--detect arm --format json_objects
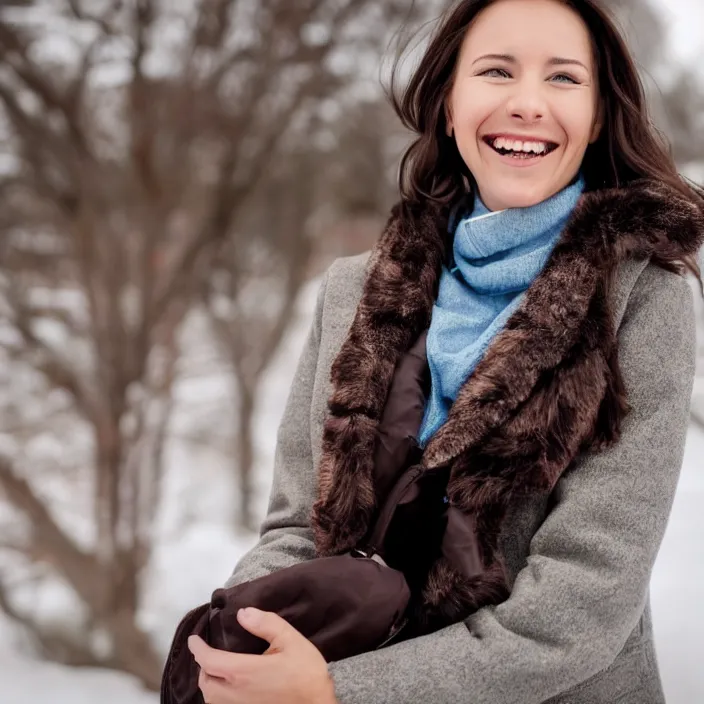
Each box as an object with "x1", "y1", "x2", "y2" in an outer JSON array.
[
  {"x1": 224, "y1": 273, "x2": 328, "y2": 588},
  {"x1": 328, "y1": 265, "x2": 697, "y2": 704}
]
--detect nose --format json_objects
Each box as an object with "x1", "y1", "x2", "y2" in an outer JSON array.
[{"x1": 505, "y1": 81, "x2": 547, "y2": 123}]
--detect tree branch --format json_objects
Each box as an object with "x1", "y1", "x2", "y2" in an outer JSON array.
[
  {"x1": 66, "y1": 0, "x2": 122, "y2": 34},
  {"x1": 0, "y1": 456, "x2": 108, "y2": 614},
  {"x1": 66, "y1": 1, "x2": 122, "y2": 117},
  {"x1": 4, "y1": 285, "x2": 97, "y2": 420},
  {"x1": 0, "y1": 19, "x2": 93, "y2": 160}
]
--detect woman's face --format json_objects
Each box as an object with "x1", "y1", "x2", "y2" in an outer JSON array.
[{"x1": 445, "y1": 0, "x2": 602, "y2": 211}]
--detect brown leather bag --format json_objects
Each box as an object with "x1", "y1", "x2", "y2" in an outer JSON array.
[{"x1": 160, "y1": 463, "x2": 426, "y2": 704}]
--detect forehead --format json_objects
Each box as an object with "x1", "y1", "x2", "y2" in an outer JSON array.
[{"x1": 460, "y1": 0, "x2": 594, "y2": 64}]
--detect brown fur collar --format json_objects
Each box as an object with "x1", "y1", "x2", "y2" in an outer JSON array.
[{"x1": 311, "y1": 181, "x2": 703, "y2": 625}]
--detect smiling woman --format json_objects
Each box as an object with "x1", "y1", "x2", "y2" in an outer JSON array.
[{"x1": 166, "y1": 2, "x2": 704, "y2": 704}]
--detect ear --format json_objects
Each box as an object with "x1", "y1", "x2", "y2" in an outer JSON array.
[{"x1": 589, "y1": 99, "x2": 604, "y2": 144}]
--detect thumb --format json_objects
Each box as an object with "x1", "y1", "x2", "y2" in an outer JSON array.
[{"x1": 237, "y1": 607, "x2": 300, "y2": 650}]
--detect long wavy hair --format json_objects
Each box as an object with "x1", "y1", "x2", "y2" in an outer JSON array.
[{"x1": 388, "y1": 0, "x2": 703, "y2": 281}]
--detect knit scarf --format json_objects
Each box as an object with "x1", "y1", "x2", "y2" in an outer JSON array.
[{"x1": 418, "y1": 175, "x2": 586, "y2": 447}]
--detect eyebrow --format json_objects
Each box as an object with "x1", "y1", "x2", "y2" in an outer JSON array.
[{"x1": 471, "y1": 53, "x2": 590, "y2": 72}]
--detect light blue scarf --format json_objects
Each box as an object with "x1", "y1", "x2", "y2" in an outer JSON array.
[{"x1": 417, "y1": 176, "x2": 585, "y2": 447}]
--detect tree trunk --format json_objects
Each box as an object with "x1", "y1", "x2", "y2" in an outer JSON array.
[
  {"x1": 235, "y1": 383, "x2": 257, "y2": 532},
  {"x1": 107, "y1": 609, "x2": 163, "y2": 691}
]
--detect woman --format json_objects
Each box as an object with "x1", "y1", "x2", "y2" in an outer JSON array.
[{"x1": 187, "y1": 0, "x2": 703, "y2": 702}]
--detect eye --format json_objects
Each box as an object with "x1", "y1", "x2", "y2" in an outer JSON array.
[
  {"x1": 550, "y1": 73, "x2": 580, "y2": 84},
  {"x1": 480, "y1": 68, "x2": 511, "y2": 79}
]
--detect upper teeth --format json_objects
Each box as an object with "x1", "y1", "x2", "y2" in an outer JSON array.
[{"x1": 491, "y1": 138, "x2": 550, "y2": 154}]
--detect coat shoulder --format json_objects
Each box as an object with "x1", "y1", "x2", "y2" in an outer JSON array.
[
  {"x1": 615, "y1": 261, "x2": 697, "y2": 405},
  {"x1": 630, "y1": 260, "x2": 695, "y2": 304},
  {"x1": 323, "y1": 251, "x2": 372, "y2": 310},
  {"x1": 612, "y1": 259, "x2": 695, "y2": 333},
  {"x1": 620, "y1": 261, "x2": 696, "y2": 331},
  {"x1": 313, "y1": 251, "x2": 374, "y2": 386}
]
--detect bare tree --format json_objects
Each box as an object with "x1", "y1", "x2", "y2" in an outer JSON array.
[
  {"x1": 0, "y1": 0, "x2": 425, "y2": 687},
  {"x1": 196, "y1": 1, "x2": 430, "y2": 530},
  {"x1": 202, "y1": 93, "x2": 412, "y2": 528},
  {"x1": 202, "y1": 154, "x2": 316, "y2": 531}
]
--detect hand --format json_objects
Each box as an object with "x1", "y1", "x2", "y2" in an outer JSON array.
[{"x1": 187, "y1": 607, "x2": 338, "y2": 704}]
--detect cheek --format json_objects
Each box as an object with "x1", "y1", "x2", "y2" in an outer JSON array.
[
  {"x1": 557, "y1": 98, "x2": 598, "y2": 148},
  {"x1": 451, "y1": 85, "x2": 503, "y2": 139}
]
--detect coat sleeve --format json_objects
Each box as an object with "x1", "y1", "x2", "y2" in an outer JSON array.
[
  {"x1": 223, "y1": 273, "x2": 328, "y2": 588},
  {"x1": 328, "y1": 264, "x2": 697, "y2": 704}
]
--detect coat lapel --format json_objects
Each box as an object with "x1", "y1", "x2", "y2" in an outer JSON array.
[{"x1": 312, "y1": 181, "x2": 704, "y2": 557}]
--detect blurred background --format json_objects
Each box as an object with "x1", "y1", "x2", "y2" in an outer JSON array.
[{"x1": 0, "y1": 1, "x2": 701, "y2": 702}]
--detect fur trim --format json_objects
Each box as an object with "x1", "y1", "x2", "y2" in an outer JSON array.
[
  {"x1": 312, "y1": 203, "x2": 447, "y2": 556},
  {"x1": 418, "y1": 557, "x2": 509, "y2": 634},
  {"x1": 311, "y1": 181, "x2": 703, "y2": 624}
]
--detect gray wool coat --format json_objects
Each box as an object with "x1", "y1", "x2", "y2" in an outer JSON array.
[{"x1": 225, "y1": 252, "x2": 696, "y2": 704}]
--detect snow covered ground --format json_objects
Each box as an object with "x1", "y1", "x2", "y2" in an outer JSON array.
[
  {"x1": 0, "y1": 276, "x2": 702, "y2": 703},
  {"x1": 650, "y1": 424, "x2": 704, "y2": 703}
]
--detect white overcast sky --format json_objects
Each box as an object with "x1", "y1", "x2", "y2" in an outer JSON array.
[{"x1": 656, "y1": 0, "x2": 704, "y2": 64}]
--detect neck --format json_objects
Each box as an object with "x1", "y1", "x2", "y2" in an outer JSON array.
[{"x1": 476, "y1": 173, "x2": 584, "y2": 213}]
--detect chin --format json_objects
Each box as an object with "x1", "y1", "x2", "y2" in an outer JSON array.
[
  {"x1": 492, "y1": 189, "x2": 550, "y2": 210},
  {"x1": 482, "y1": 184, "x2": 552, "y2": 211}
]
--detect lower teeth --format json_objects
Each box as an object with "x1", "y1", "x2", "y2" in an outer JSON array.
[{"x1": 505, "y1": 150, "x2": 541, "y2": 159}]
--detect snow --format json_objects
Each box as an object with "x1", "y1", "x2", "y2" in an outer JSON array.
[
  {"x1": 0, "y1": 648, "x2": 158, "y2": 704},
  {"x1": 650, "y1": 424, "x2": 704, "y2": 702}
]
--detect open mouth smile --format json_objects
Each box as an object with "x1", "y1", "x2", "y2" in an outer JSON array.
[{"x1": 482, "y1": 135, "x2": 559, "y2": 161}]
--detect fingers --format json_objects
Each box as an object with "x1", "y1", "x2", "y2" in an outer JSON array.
[
  {"x1": 198, "y1": 668, "x2": 231, "y2": 704},
  {"x1": 188, "y1": 636, "x2": 238, "y2": 679},
  {"x1": 236, "y1": 607, "x2": 301, "y2": 651},
  {"x1": 188, "y1": 634, "x2": 271, "y2": 679}
]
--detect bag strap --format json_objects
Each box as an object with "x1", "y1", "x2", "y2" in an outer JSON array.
[{"x1": 358, "y1": 462, "x2": 425, "y2": 558}]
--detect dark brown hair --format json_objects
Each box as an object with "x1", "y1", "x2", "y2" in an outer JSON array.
[{"x1": 387, "y1": 0, "x2": 703, "y2": 281}]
